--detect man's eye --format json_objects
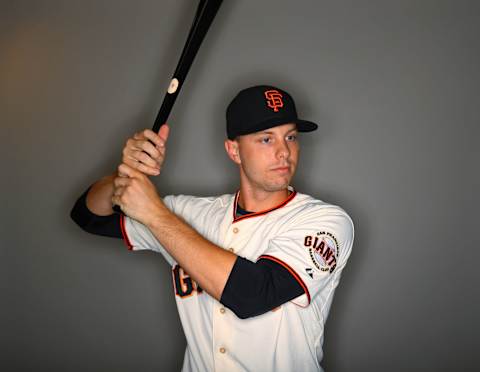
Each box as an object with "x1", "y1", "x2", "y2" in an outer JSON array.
[
  {"x1": 261, "y1": 137, "x2": 272, "y2": 144},
  {"x1": 286, "y1": 134, "x2": 297, "y2": 141}
]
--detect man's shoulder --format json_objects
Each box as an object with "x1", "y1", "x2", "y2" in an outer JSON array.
[{"x1": 289, "y1": 191, "x2": 353, "y2": 225}]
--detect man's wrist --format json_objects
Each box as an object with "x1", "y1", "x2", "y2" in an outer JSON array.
[{"x1": 145, "y1": 198, "x2": 170, "y2": 230}]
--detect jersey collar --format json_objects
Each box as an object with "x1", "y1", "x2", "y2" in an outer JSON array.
[{"x1": 232, "y1": 186, "x2": 297, "y2": 223}]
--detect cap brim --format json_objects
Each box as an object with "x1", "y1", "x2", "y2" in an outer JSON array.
[
  {"x1": 229, "y1": 118, "x2": 318, "y2": 139},
  {"x1": 295, "y1": 119, "x2": 318, "y2": 133}
]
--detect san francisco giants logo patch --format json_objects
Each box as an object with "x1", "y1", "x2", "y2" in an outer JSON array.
[
  {"x1": 264, "y1": 89, "x2": 284, "y2": 112},
  {"x1": 304, "y1": 232, "x2": 339, "y2": 273}
]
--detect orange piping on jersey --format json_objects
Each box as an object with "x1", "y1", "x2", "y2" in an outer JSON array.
[
  {"x1": 119, "y1": 214, "x2": 133, "y2": 250},
  {"x1": 258, "y1": 254, "x2": 311, "y2": 305},
  {"x1": 232, "y1": 190, "x2": 297, "y2": 223}
]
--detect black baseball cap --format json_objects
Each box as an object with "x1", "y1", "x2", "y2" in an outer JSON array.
[{"x1": 226, "y1": 85, "x2": 318, "y2": 140}]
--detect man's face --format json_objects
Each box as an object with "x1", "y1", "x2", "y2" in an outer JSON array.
[{"x1": 227, "y1": 123, "x2": 299, "y2": 193}]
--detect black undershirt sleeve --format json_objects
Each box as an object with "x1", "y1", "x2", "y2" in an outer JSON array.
[
  {"x1": 220, "y1": 256, "x2": 305, "y2": 319},
  {"x1": 70, "y1": 187, "x2": 122, "y2": 238}
]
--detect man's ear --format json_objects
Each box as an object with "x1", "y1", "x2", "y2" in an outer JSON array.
[{"x1": 224, "y1": 139, "x2": 241, "y2": 164}]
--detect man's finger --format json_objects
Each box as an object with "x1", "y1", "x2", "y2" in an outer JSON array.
[
  {"x1": 136, "y1": 141, "x2": 161, "y2": 160},
  {"x1": 113, "y1": 186, "x2": 125, "y2": 197},
  {"x1": 124, "y1": 156, "x2": 160, "y2": 176},
  {"x1": 158, "y1": 124, "x2": 170, "y2": 144},
  {"x1": 143, "y1": 129, "x2": 165, "y2": 148},
  {"x1": 113, "y1": 176, "x2": 130, "y2": 188},
  {"x1": 133, "y1": 131, "x2": 147, "y2": 140},
  {"x1": 130, "y1": 150, "x2": 159, "y2": 168},
  {"x1": 118, "y1": 163, "x2": 142, "y2": 179},
  {"x1": 130, "y1": 155, "x2": 160, "y2": 175}
]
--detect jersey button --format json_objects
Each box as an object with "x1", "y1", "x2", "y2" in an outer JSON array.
[
  {"x1": 220, "y1": 307, "x2": 226, "y2": 314},
  {"x1": 219, "y1": 347, "x2": 226, "y2": 354},
  {"x1": 228, "y1": 247, "x2": 234, "y2": 252},
  {"x1": 233, "y1": 227, "x2": 239, "y2": 234}
]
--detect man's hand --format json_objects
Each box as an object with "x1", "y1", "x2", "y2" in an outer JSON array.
[
  {"x1": 121, "y1": 125, "x2": 170, "y2": 177},
  {"x1": 112, "y1": 163, "x2": 166, "y2": 225}
]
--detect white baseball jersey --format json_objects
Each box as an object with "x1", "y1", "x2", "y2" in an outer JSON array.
[{"x1": 120, "y1": 187, "x2": 354, "y2": 372}]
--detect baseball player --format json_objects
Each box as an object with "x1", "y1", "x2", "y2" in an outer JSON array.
[{"x1": 71, "y1": 85, "x2": 354, "y2": 372}]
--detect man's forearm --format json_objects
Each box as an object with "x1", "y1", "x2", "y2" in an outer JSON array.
[
  {"x1": 110, "y1": 162, "x2": 236, "y2": 300},
  {"x1": 86, "y1": 173, "x2": 117, "y2": 216},
  {"x1": 146, "y1": 207, "x2": 237, "y2": 301}
]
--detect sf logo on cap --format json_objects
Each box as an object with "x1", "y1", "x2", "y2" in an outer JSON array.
[{"x1": 264, "y1": 90, "x2": 284, "y2": 112}]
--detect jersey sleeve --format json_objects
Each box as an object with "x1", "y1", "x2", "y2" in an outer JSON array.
[
  {"x1": 119, "y1": 195, "x2": 176, "y2": 266},
  {"x1": 257, "y1": 205, "x2": 354, "y2": 307}
]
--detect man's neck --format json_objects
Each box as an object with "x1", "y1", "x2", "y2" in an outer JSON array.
[{"x1": 237, "y1": 186, "x2": 290, "y2": 213}]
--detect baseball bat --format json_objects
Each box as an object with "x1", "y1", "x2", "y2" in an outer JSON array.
[
  {"x1": 152, "y1": 0, "x2": 223, "y2": 132},
  {"x1": 113, "y1": 0, "x2": 223, "y2": 213}
]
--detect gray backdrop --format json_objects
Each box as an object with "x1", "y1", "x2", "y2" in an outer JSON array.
[{"x1": 1, "y1": 0, "x2": 479, "y2": 371}]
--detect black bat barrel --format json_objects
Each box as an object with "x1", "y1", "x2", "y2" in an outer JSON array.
[
  {"x1": 113, "y1": 0, "x2": 223, "y2": 214},
  {"x1": 152, "y1": 0, "x2": 223, "y2": 132}
]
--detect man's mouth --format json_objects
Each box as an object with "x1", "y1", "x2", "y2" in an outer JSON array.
[{"x1": 271, "y1": 165, "x2": 290, "y2": 173}]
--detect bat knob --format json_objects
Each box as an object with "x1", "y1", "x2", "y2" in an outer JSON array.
[{"x1": 113, "y1": 205, "x2": 123, "y2": 214}]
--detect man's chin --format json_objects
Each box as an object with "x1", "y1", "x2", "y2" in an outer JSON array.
[{"x1": 263, "y1": 179, "x2": 291, "y2": 192}]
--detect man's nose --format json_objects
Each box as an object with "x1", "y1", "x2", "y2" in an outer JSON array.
[{"x1": 276, "y1": 139, "x2": 290, "y2": 160}]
